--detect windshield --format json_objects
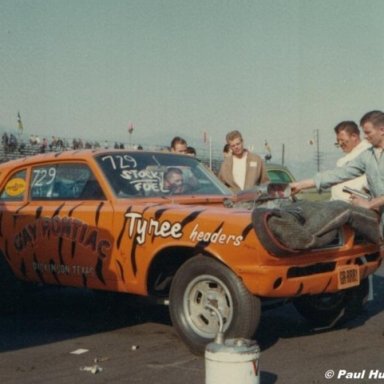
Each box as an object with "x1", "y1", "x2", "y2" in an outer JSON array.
[{"x1": 95, "y1": 152, "x2": 231, "y2": 198}]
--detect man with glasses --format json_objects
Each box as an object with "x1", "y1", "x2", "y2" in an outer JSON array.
[
  {"x1": 291, "y1": 110, "x2": 384, "y2": 234},
  {"x1": 331, "y1": 120, "x2": 371, "y2": 201},
  {"x1": 218, "y1": 130, "x2": 269, "y2": 192}
]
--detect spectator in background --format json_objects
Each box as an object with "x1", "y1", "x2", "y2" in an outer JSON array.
[
  {"x1": 40, "y1": 138, "x2": 48, "y2": 153},
  {"x1": 29, "y1": 134, "x2": 41, "y2": 146},
  {"x1": 170, "y1": 136, "x2": 188, "y2": 154},
  {"x1": 219, "y1": 130, "x2": 269, "y2": 192},
  {"x1": 223, "y1": 143, "x2": 231, "y2": 158},
  {"x1": 290, "y1": 110, "x2": 384, "y2": 236},
  {"x1": 50, "y1": 136, "x2": 57, "y2": 149},
  {"x1": 18, "y1": 139, "x2": 26, "y2": 154},
  {"x1": 331, "y1": 120, "x2": 371, "y2": 201},
  {"x1": 186, "y1": 146, "x2": 196, "y2": 156}
]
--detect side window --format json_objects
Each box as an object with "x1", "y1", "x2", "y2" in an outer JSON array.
[
  {"x1": 30, "y1": 163, "x2": 105, "y2": 201},
  {"x1": 0, "y1": 170, "x2": 27, "y2": 201}
]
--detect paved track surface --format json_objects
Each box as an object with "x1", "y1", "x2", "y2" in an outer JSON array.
[{"x1": 1, "y1": 264, "x2": 383, "y2": 384}]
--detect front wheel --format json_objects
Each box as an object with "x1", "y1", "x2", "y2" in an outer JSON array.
[
  {"x1": 169, "y1": 255, "x2": 261, "y2": 355},
  {"x1": 293, "y1": 278, "x2": 369, "y2": 328}
]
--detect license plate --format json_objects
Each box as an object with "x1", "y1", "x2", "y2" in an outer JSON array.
[{"x1": 337, "y1": 265, "x2": 360, "y2": 289}]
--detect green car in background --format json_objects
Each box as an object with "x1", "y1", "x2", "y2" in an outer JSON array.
[{"x1": 266, "y1": 163, "x2": 330, "y2": 201}]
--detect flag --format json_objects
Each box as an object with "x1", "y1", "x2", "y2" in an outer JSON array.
[
  {"x1": 17, "y1": 111, "x2": 24, "y2": 133},
  {"x1": 128, "y1": 121, "x2": 134, "y2": 134}
]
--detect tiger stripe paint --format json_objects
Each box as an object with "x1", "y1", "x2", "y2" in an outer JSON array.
[{"x1": 0, "y1": 149, "x2": 381, "y2": 303}]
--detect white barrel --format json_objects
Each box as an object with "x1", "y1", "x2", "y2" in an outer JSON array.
[{"x1": 205, "y1": 338, "x2": 260, "y2": 384}]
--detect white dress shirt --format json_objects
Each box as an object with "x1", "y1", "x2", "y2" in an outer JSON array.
[{"x1": 331, "y1": 140, "x2": 371, "y2": 201}]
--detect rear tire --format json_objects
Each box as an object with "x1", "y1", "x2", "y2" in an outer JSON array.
[{"x1": 169, "y1": 255, "x2": 261, "y2": 355}]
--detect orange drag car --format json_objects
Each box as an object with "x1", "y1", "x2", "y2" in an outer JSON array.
[{"x1": 0, "y1": 150, "x2": 381, "y2": 354}]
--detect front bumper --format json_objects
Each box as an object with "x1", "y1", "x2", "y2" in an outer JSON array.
[{"x1": 239, "y1": 250, "x2": 382, "y2": 298}]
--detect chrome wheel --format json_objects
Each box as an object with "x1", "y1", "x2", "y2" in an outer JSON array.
[
  {"x1": 169, "y1": 255, "x2": 261, "y2": 355},
  {"x1": 183, "y1": 274, "x2": 233, "y2": 338}
]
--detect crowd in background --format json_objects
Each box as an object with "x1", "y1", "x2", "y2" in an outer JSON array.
[
  {"x1": 0, "y1": 131, "x2": 226, "y2": 172},
  {"x1": 1, "y1": 132, "x2": 142, "y2": 155}
]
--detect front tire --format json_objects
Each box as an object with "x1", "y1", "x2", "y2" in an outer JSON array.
[
  {"x1": 293, "y1": 278, "x2": 369, "y2": 328},
  {"x1": 169, "y1": 255, "x2": 261, "y2": 355}
]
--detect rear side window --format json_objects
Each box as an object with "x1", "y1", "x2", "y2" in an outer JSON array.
[
  {"x1": 0, "y1": 170, "x2": 27, "y2": 201},
  {"x1": 30, "y1": 163, "x2": 105, "y2": 201}
]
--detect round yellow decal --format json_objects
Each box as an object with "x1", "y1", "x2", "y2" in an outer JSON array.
[{"x1": 5, "y1": 178, "x2": 26, "y2": 197}]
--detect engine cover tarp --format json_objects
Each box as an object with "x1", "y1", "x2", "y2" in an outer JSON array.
[{"x1": 252, "y1": 200, "x2": 380, "y2": 256}]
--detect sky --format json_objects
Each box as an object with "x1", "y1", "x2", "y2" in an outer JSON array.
[{"x1": 1, "y1": 0, "x2": 384, "y2": 178}]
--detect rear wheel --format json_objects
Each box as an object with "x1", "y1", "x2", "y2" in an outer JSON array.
[
  {"x1": 169, "y1": 255, "x2": 261, "y2": 355},
  {"x1": 293, "y1": 278, "x2": 369, "y2": 328}
]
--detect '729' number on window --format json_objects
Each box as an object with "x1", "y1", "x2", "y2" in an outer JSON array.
[{"x1": 31, "y1": 168, "x2": 56, "y2": 187}]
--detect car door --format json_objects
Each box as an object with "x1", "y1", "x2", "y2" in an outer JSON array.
[{"x1": 2, "y1": 161, "x2": 119, "y2": 291}]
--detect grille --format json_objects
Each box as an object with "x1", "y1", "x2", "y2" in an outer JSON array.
[{"x1": 287, "y1": 262, "x2": 336, "y2": 278}]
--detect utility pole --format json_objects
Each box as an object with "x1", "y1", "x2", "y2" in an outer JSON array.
[
  {"x1": 128, "y1": 122, "x2": 134, "y2": 148},
  {"x1": 281, "y1": 143, "x2": 285, "y2": 166},
  {"x1": 209, "y1": 136, "x2": 212, "y2": 170},
  {"x1": 315, "y1": 129, "x2": 321, "y2": 172},
  {"x1": 203, "y1": 132, "x2": 212, "y2": 170}
]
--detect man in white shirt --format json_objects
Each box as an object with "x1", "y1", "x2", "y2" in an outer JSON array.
[
  {"x1": 331, "y1": 121, "x2": 371, "y2": 201},
  {"x1": 218, "y1": 130, "x2": 269, "y2": 192}
]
